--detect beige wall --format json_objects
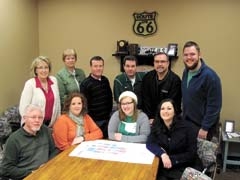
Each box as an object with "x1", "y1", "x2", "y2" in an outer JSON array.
[
  {"x1": 37, "y1": 0, "x2": 240, "y2": 128},
  {"x1": 0, "y1": 0, "x2": 38, "y2": 112},
  {"x1": 1, "y1": 0, "x2": 240, "y2": 129}
]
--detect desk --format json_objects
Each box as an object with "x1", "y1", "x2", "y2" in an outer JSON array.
[
  {"x1": 24, "y1": 145, "x2": 159, "y2": 180},
  {"x1": 222, "y1": 132, "x2": 240, "y2": 172}
]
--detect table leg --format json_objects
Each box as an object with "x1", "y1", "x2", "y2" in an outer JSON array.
[{"x1": 223, "y1": 141, "x2": 229, "y2": 172}]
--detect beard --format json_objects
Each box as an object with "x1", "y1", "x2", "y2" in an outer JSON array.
[
  {"x1": 185, "y1": 59, "x2": 199, "y2": 70},
  {"x1": 156, "y1": 66, "x2": 167, "y2": 73},
  {"x1": 31, "y1": 126, "x2": 41, "y2": 132}
]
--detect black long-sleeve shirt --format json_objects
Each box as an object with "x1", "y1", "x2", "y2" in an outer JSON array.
[{"x1": 80, "y1": 74, "x2": 113, "y2": 122}]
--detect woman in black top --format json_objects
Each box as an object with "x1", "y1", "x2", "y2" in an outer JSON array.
[{"x1": 146, "y1": 99, "x2": 200, "y2": 180}]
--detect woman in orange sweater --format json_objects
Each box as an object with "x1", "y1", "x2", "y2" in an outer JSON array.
[{"x1": 53, "y1": 92, "x2": 103, "y2": 151}]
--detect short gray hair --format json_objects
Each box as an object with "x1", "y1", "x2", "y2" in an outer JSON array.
[{"x1": 23, "y1": 104, "x2": 44, "y2": 117}]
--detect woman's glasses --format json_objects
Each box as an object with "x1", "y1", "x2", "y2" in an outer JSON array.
[{"x1": 120, "y1": 101, "x2": 133, "y2": 106}]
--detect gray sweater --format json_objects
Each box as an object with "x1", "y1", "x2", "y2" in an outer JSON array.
[{"x1": 108, "y1": 111, "x2": 150, "y2": 143}]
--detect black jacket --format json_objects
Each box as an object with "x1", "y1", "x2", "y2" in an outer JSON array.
[
  {"x1": 146, "y1": 116, "x2": 198, "y2": 168},
  {"x1": 142, "y1": 70, "x2": 182, "y2": 119}
]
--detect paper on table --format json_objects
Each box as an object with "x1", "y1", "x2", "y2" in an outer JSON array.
[
  {"x1": 69, "y1": 139, "x2": 155, "y2": 164},
  {"x1": 227, "y1": 132, "x2": 240, "y2": 138}
]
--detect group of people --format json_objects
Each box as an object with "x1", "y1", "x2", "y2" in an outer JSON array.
[
  {"x1": 0, "y1": 41, "x2": 222, "y2": 180},
  {"x1": 113, "y1": 40, "x2": 222, "y2": 179}
]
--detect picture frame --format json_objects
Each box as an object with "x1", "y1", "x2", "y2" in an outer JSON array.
[
  {"x1": 167, "y1": 43, "x2": 178, "y2": 57},
  {"x1": 224, "y1": 120, "x2": 235, "y2": 133}
]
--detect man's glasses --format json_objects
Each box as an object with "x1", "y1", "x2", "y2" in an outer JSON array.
[
  {"x1": 154, "y1": 60, "x2": 168, "y2": 64},
  {"x1": 26, "y1": 116, "x2": 44, "y2": 120}
]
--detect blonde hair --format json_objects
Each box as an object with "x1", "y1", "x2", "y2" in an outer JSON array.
[
  {"x1": 62, "y1": 48, "x2": 77, "y2": 61},
  {"x1": 30, "y1": 56, "x2": 52, "y2": 76}
]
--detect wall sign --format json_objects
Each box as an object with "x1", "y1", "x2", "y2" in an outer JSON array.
[{"x1": 133, "y1": 11, "x2": 157, "y2": 36}]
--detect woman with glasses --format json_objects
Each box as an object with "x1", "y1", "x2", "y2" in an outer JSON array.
[
  {"x1": 19, "y1": 56, "x2": 61, "y2": 127},
  {"x1": 108, "y1": 91, "x2": 150, "y2": 143},
  {"x1": 53, "y1": 92, "x2": 103, "y2": 151}
]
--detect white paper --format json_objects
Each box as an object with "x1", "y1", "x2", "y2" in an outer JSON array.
[
  {"x1": 227, "y1": 132, "x2": 240, "y2": 138},
  {"x1": 69, "y1": 140, "x2": 155, "y2": 164}
]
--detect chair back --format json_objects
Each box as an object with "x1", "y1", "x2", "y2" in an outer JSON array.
[
  {"x1": 181, "y1": 167, "x2": 212, "y2": 180},
  {"x1": 197, "y1": 138, "x2": 218, "y2": 170}
]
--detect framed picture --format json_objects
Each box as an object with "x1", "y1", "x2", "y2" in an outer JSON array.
[
  {"x1": 167, "y1": 43, "x2": 178, "y2": 57},
  {"x1": 224, "y1": 120, "x2": 235, "y2": 133}
]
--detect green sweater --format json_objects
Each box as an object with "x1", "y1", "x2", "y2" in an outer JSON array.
[
  {"x1": 1, "y1": 126, "x2": 59, "y2": 179},
  {"x1": 56, "y1": 67, "x2": 85, "y2": 107}
]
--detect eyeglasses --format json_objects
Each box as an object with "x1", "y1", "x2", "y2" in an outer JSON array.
[
  {"x1": 154, "y1": 60, "x2": 168, "y2": 64},
  {"x1": 26, "y1": 116, "x2": 44, "y2": 120},
  {"x1": 36, "y1": 66, "x2": 49, "y2": 70},
  {"x1": 120, "y1": 101, "x2": 133, "y2": 106}
]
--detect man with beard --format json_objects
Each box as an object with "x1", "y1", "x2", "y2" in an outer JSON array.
[
  {"x1": 1, "y1": 104, "x2": 59, "y2": 179},
  {"x1": 113, "y1": 55, "x2": 146, "y2": 109},
  {"x1": 142, "y1": 52, "x2": 182, "y2": 125},
  {"x1": 182, "y1": 41, "x2": 222, "y2": 140}
]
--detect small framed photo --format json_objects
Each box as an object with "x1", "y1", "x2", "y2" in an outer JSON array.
[
  {"x1": 224, "y1": 120, "x2": 235, "y2": 133},
  {"x1": 167, "y1": 43, "x2": 178, "y2": 57}
]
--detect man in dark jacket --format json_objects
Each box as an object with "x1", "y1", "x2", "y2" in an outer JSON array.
[
  {"x1": 142, "y1": 52, "x2": 182, "y2": 124},
  {"x1": 113, "y1": 55, "x2": 145, "y2": 109},
  {"x1": 182, "y1": 41, "x2": 222, "y2": 140}
]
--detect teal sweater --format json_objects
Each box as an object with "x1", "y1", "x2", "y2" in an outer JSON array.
[
  {"x1": 1, "y1": 125, "x2": 59, "y2": 179},
  {"x1": 56, "y1": 67, "x2": 85, "y2": 107}
]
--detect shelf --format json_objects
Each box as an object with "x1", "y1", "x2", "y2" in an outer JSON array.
[{"x1": 113, "y1": 53, "x2": 177, "y2": 72}]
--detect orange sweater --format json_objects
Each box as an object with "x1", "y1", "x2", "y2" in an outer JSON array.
[{"x1": 53, "y1": 114, "x2": 103, "y2": 151}]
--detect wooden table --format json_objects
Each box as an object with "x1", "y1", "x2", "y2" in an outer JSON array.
[{"x1": 24, "y1": 145, "x2": 159, "y2": 180}]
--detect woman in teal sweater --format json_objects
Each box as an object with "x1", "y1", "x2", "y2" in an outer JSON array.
[{"x1": 56, "y1": 48, "x2": 85, "y2": 108}]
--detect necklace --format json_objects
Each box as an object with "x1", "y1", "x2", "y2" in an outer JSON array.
[{"x1": 41, "y1": 82, "x2": 48, "y2": 92}]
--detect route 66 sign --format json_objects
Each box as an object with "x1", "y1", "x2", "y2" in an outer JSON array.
[{"x1": 133, "y1": 11, "x2": 157, "y2": 36}]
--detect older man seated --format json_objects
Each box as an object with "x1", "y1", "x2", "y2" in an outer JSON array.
[{"x1": 0, "y1": 104, "x2": 59, "y2": 179}]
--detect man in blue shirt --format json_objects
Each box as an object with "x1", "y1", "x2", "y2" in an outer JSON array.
[{"x1": 182, "y1": 41, "x2": 222, "y2": 140}]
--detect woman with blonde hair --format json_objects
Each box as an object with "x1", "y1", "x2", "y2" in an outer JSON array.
[
  {"x1": 19, "y1": 56, "x2": 61, "y2": 127},
  {"x1": 56, "y1": 48, "x2": 86, "y2": 108}
]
